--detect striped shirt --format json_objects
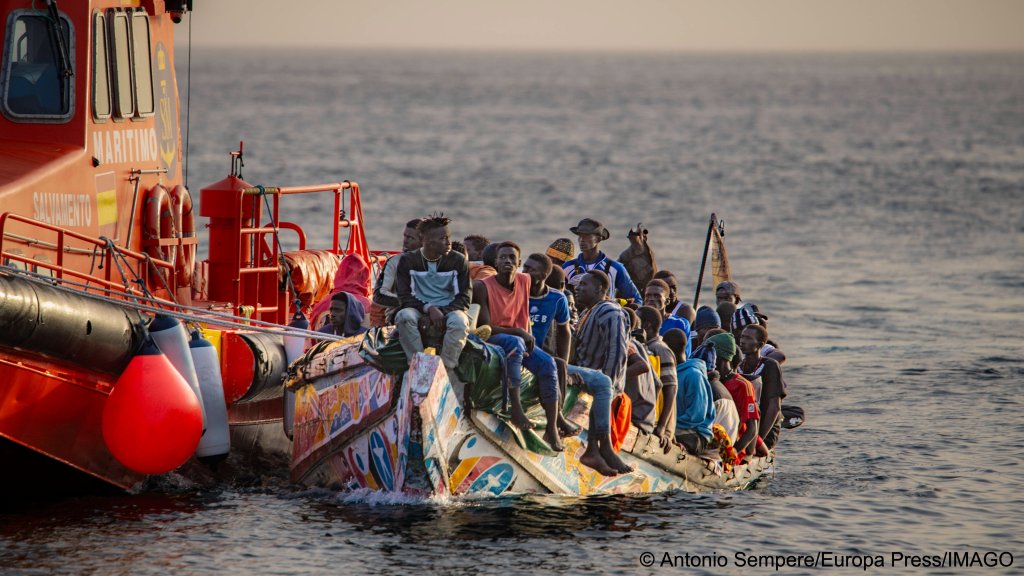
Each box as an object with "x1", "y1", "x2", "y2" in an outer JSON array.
[{"x1": 572, "y1": 299, "x2": 629, "y2": 393}]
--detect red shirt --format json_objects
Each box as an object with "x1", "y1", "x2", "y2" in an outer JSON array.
[
  {"x1": 481, "y1": 272, "x2": 531, "y2": 330},
  {"x1": 723, "y1": 373, "x2": 760, "y2": 434}
]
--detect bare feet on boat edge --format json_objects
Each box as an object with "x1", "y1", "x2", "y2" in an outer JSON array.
[
  {"x1": 509, "y1": 412, "x2": 535, "y2": 432},
  {"x1": 557, "y1": 415, "x2": 581, "y2": 437},
  {"x1": 579, "y1": 448, "x2": 618, "y2": 476},
  {"x1": 543, "y1": 427, "x2": 564, "y2": 452},
  {"x1": 599, "y1": 442, "x2": 635, "y2": 474}
]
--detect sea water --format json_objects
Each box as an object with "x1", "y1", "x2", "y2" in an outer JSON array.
[{"x1": 1, "y1": 50, "x2": 1022, "y2": 575}]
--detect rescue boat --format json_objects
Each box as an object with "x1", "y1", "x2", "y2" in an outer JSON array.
[{"x1": 0, "y1": 0, "x2": 388, "y2": 494}]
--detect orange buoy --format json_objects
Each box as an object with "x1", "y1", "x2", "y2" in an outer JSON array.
[{"x1": 102, "y1": 338, "x2": 204, "y2": 475}]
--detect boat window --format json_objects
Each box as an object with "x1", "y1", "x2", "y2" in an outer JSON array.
[
  {"x1": 109, "y1": 11, "x2": 134, "y2": 119},
  {"x1": 1, "y1": 10, "x2": 75, "y2": 122},
  {"x1": 92, "y1": 12, "x2": 111, "y2": 120},
  {"x1": 130, "y1": 12, "x2": 154, "y2": 118}
]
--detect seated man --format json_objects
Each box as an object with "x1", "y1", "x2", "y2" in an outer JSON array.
[
  {"x1": 372, "y1": 218, "x2": 423, "y2": 325},
  {"x1": 474, "y1": 242, "x2": 563, "y2": 451},
  {"x1": 643, "y1": 278, "x2": 691, "y2": 357},
  {"x1": 395, "y1": 214, "x2": 471, "y2": 372},
  {"x1": 523, "y1": 253, "x2": 579, "y2": 438},
  {"x1": 570, "y1": 271, "x2": 634, "y2": 475},
  {"x1": 738, "y1": 323, "x2": 787, "y2": 450},
  {"x1": 623, "y1": 309, "x2": 658, "y2": 435},
  {"x1": 652, "y1": 270, "x2": 695, "y2": 324},
  {"x1": 705, "y1": 333, "x2": 761, "y2": 461},
  {"x1": 637, "y1": 306, "x2": 677, "y2": 445},
  {"x1": 318, "y1": 291, "x2": 367, "y2": 337},
  {"x1": 463, "y1": 234, "x2": 497, "y2": 281},
  {"x1": 663, "y1": 328, "x2": 715, "y2": 456}
]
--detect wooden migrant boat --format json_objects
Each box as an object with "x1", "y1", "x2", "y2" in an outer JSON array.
[{"x1": 286, "y1": 327, "x2": 772, "y2": 497}]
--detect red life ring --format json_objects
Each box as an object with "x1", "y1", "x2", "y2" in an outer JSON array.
[
  {"x1": 169, "y1": 185, "x2": 195, "y2": 289},
  {"x1": 142, "y1": 184, "x2": 178, "y2": 270}
]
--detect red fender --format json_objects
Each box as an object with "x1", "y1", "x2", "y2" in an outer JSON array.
[{"x1": 169, "y1": 185, "x2": 195, "y2": 288}]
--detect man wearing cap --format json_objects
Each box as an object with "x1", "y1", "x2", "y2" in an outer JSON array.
[
  {"x1": 692, "y1": 305, "x2": 721, "y2": 347},
  {"x1": 706, "y1": 333, "x2": 761, "y2": 461},
  {"x1": 546, "y1": 238, "x2": 575, "y2": 268},
  {"x1": 562, "y1": 218, "x2": 644, "y2": 305},
  {"x1": 715, "y1": 281, "x2": 742, "y2": 306}
]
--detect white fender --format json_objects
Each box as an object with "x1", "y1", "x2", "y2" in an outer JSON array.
[
  {"x1": 150, "y1": 315, "x2": 207, "y2": 432},
  {"x1": 190, "y1": 332, "x2": 230, "y2": 460},
  {"x1": 282, "y1": 312, "x2": 309, "y2": 440}
]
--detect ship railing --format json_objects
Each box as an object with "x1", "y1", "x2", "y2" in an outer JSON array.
[
  {"x1": 231, "y1": 180, "x2": 388, "y2": 325},
  {"x1": 0, "y1": 212, "x2": 177, "y2": 301}
]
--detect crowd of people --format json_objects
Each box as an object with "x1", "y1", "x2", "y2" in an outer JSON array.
[{"x1": 315, "y1": 213, "x2": 790, "y2": 477}]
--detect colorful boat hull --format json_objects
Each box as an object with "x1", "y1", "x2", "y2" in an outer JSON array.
[{"x1": 288, "y1": 341, "x2": 771, "y2": 497}]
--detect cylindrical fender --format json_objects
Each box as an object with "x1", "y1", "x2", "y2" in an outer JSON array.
[
  {"x1": 191, "y1": 331, "x2": 230, "y2": 463},
  {"x1": 142, "y1": 184, "x2": 178, "y2": 268},
  {"x1": 149, "y1": 314, "x2": 207, "y2": 431}
]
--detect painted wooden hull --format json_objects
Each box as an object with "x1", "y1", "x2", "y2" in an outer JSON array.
[{"x1": 288, "y1": 341, "x2": 771, "y2": 497}]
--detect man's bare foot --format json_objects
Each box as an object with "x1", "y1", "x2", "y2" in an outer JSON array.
[
  {"x1": 579, "y1": 447, "x2": 617, "y2": 476},
  {"x1": 510, "y1": 411, "x2": 534, "y2": 431},
  {"x1": 557, "y1": 415, "x2": 581, "y2": 437},
  {"x1": 599, "y1": 442, "x2": 634, "y2": 474},
  {"x1": 543, "y1": 427, "x2": 564, "y2": 452},
  {"x1": 509, "y1": 389, "x2": 534, "y2": 431}
]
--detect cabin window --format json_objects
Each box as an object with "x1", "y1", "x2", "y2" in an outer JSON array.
[
  {"x1": 1, "y1": 9, "x2": 75, "y2": 122},
  {"x1": 92, "y1": 12, "x2": 111, "y2": 120},
  {"x1": 109, "y1": 12, "x2": 134, "y2": 119},
  {"x1": 130, "y1": 12, "x2": 154, "y2": 117}
]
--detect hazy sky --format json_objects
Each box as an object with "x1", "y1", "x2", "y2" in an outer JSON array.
[{"x1": 182, "y1": 0, "x2": 1024, "y2": 52}]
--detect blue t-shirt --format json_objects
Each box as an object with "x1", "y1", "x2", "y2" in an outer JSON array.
[
  {"x1": 529, "y1": 288, "x2": 570, "y2": 346},
  {"x1": 659, "y1": 315, "x2": 692, "y2": 359}
]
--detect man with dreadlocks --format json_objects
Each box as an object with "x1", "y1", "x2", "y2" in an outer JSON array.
[{"x1": 395, "y1": 213, "x2": 472, "y2": 372}]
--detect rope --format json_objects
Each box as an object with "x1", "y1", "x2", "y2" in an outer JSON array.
[
  {"x1": 184, "y1": 10, "x2": 192, "y2": 188},
  {"x1": 0, "y1": 266, "x2": 342, "y2": 342}
]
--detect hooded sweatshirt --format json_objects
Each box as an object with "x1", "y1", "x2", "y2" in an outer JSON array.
[
  {"x1": 674, "y1": 358, "x2": 716, "y2": 439},
  {"x1": 318, "y1": 292, "x2": 367, "y2": 337},
  {"x1": 310, "y1": 254, "x2": 371, "y2": 329}
]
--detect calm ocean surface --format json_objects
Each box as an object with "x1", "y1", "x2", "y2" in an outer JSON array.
[{"x1": 2, "y1": 50, "x2": 1023, "y2": 574}]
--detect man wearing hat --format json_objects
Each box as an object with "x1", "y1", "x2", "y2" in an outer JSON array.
[
  {"x1": 715, "y1": 281, "x2": 742, "y2": 306},
  {"x1": 545, "y1": 238, "x2": 575, "y2": 268},
  {"x1": 562, "y1": 218, "x2": 644, "y2": 305}
]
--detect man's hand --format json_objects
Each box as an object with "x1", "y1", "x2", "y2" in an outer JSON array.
[
  {"x1": 521, "y1": 332, "x2": 536, "y2": 354},
  {"x1": 427, "y1": 305, "x2": 445, "y2": 329}
]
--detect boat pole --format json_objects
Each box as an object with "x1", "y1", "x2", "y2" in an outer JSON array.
[{"x1": 692, "y1": 213, "x2": 717, "y2": 308}]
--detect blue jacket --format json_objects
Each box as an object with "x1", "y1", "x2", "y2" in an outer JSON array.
[
  {"x1": 675, "y1": 358, "x2": 715, "y2": 439},
  {"x1": 562, "y1": 251, "x2": 644, "y2": 304}
]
